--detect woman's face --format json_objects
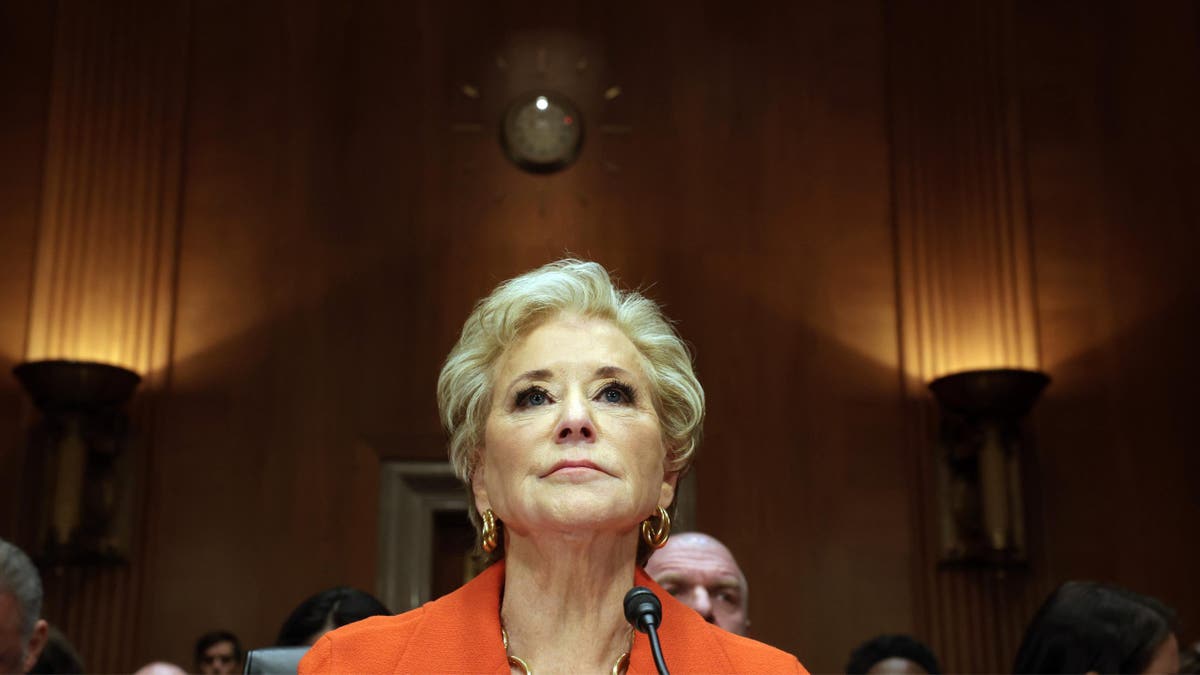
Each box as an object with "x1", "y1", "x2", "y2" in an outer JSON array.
[
  {"x1": 1140, "y1": 633, "x2": 1179, "y2": 674},
  {"x1": 474, "y1": 314, "x2": 676, "y2": 540}
]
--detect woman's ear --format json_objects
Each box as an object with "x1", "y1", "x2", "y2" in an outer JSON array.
[
  {"x1": 472, "y1": 461, "x2": 491, "y2": 514},
  {"x1": 659, "y1": 470, "x2": 679, "y2": 509}
]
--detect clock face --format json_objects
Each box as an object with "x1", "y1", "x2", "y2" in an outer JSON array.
[{"x1": 500, "y1": 92, "x2": 584, "y2": 173}]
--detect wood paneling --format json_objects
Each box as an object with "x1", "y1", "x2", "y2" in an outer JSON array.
[
  {"x1": 23, "y1": 0, "x2": 187, "y2": 380},
  {"x1": 658, "y1": 3, "x2": 911, "y2": 669},
  {"x1": 1019, "y1": 0, "x2": 1200, "y2": 651},
  {"x1": 888, "y1": 2, "x2": 1049, "y2": 671},
  {"x1": 889, "y1": 1, "x2": 1040, "y2": 380},
  {"x1": 0, "y1": 0, "x2": 56, "y2": 543},
  {"x1": 11, "y1": 1, "x2": 190, "y2": 671}
]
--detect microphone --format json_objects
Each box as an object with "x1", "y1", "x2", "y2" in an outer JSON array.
[{"x1": 624, "y1": 586, "x2": 670, "y2": 675}]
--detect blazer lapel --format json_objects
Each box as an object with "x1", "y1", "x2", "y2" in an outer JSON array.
[
  {"x1": 396, "y1": 561, "x2": 510, "y2": 674},
  {"x1": 627, "y1": 568, "x2": 736, "y2": 674}
]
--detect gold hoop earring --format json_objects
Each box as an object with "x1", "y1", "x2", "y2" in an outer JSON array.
[
  {"x1": 641, "y1": 506, "x2": 671, "y2": 549},
  {"x1": 481, "y1": 508, "x2": 500, "y2": 553}
]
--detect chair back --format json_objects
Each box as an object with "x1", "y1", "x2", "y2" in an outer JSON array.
[{"x1": 243, "y1": 647, "x2": 309, "y2": 675}]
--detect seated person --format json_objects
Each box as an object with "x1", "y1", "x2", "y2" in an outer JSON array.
[
  {"x1": 1179, "y1": 640, "x2": 1200, "y2": 674},
  {"x1": 1012, "y1": 581, "x2": 1178, "y2": 674},
  {"x1": 29, "y1": 625, "x2": 84, "y2": 674},
  {"x1": 132, "y1": 663, "x2": 186, "y2": 675},
  {"x1": 194, "y1": 630, "x2": 242, "y2": 675},
  {"x1": 276, "y1": 588, "x2": 390, "y2": 646},
  {"x1": 644, "y1": 532, "x2": 750, "y2": 635},
  {"x1": 0, "y1": 538, "x2": 49, "y2": 674},
  {"x1": 846, "y1": 634, "x2": 941, "y2": 674}
]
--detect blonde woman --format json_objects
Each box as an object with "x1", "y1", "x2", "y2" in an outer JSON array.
[{"x1": 300, "y1": 259, "x2": 805, "y2": 674}]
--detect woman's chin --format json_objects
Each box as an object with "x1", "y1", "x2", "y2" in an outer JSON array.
[{"x1": 532, "y1": 498, "x2": 643, "y2": 534}]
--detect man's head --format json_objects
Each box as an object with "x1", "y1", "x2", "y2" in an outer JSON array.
[
  {"x1": 846, "y1": 634, "x2": 942, "y2": 674},
  {"x1": 643, "y1": 532, "x2": 749, "y2": 635},
  {"x1": 134, "y1": 662, "x2": 188, "y2": 675},
  {"x1": 193, "y1": 631, "x2": 242, "y2": 675},
  {"x1": 0, "y1": 539, "x2": 48, "y2": 674}
]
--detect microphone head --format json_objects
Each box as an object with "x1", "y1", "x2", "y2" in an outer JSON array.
[{"x1": 623, "y1": 586, "x2": 663, "y2": 633}]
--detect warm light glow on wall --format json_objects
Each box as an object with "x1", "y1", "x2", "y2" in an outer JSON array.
[
  {"x1": 21, "y1": 0, "x2": 187, "y2": 380},
  {"x1": 24, "y1": 260, "x2": 168, "y2": 374},
  {"x1": 23, "y1": 215, "x2": 176, "y2": 376},
  {"x1": 914, "y1": 327, "x2": 1040, "y2": 384},
  {"x1": 896, "y1": 214, "x2": 1042, "y2": 384}
]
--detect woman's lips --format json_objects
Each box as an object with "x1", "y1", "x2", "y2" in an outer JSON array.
[{"x1": 542, "y1": 460, "x2": 610, "y2": 478}]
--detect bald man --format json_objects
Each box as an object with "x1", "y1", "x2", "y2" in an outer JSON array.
[
  {"x1": 643, "y1": 532, "x2": 749, "y2": 635},
  {"x1": 133, "y1": 662, "x2": 188, "y2": 675},
  {"x1": 0, "y1": 539, "x2": 48, "y2": 674}
]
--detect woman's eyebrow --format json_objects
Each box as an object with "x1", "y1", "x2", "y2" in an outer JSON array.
[
  {"x1": 512, "y1": 368, "x2": 554, "y2": 384},
  {"x1": 501, "y1": 369, "x2": 554, "y2": 397},
  {"x1": 594, "y1": 365, "x2": 633, "y2": 378}
]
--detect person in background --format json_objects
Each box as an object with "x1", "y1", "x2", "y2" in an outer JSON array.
[
  {"x1": 275, "y1": 588, "x2": 390, "y2": 647},
  {"x1": 1012, "y1": 581, "x2": 1178, "y2": 674},
  {"x1": 1178, "y1": 640, "x2": 1200, "y2": 674},
  {"x1": 0, "y1": 539, "x2": 48, "y2": 674},
  {"x1": 193, "y1": 630, "x2": 242, "y2": 675},
  {"x1": 644, "y1": 531, "x2": 750, "y2": 635},
  {"x1": 28, "y1": 625, "x2": 83, "y2": 674},
  {"x1": 845, "y1": 634, "x2": 941, "y2": 674},
  {"x1": 132, "y1": 662, "x2": 187, "y2": 675}
]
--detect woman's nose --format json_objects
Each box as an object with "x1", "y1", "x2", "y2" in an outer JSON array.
[{"x1": 554, "y1": 393, "x2": 596, "y2": 443}]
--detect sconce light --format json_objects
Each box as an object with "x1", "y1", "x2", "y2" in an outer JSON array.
[
  {"x1": 13, "y1": 359, "x2": 141, "y2": 565},
  {"x1": 928, "y1": 368, "x2": 1049, "y2": 567}
]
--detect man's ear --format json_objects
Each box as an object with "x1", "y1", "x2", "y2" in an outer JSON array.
[{"x1": 22, "y1": 619, "x2": 48, "y2": 673}]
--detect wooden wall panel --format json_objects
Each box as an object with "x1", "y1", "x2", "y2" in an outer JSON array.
[
  {"x1": 1019, "y1": 0, "x2": 1200, "y2": 649},
  {"x1": 888, "y1": 2, "x2": 1049, "y2": 672},
  {"x1": 654, "y1": 3, "x2": 912, "y2": 670},
  {"x1": 0, "y1": 1, "x2": 56, "y2": 542},
  {"x1": 14, "y1": 1, "x2": 190, "y2": 671},
  {"x1": 23, "y1": 0, "x2": 187, "y2": 380},
  {"x1": 139, "y1": 1, "x2": 430, "y2": 663}
]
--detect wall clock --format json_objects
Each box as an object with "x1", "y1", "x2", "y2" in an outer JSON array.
[{"x1": 499, "y1": 91, "x2": 584, "y2": 174}]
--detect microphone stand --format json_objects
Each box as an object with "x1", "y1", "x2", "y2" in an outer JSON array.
[{"x1": 624, "y1": 587, "x2": 670, "y2": 675}]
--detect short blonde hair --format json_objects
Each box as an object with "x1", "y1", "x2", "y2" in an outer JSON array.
[{"x1": 437, "y1": 259, "x2": 705, "y2": 562}]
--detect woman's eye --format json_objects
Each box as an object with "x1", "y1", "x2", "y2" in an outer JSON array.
[
  {"x1": 516, "y1": 388, "x2": 550, "y2": 407},
  {"x1": 599, "y1": 383, "x2": 634, "y2": 404}
]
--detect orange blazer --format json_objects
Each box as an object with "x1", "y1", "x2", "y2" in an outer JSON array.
[{"x1": 299, "y1": 561, "x2": 807, "y2": 674}]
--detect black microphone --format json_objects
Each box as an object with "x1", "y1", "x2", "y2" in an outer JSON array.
[{"x1": 624, "y1": 586, "x2": 670, "y2": 675}]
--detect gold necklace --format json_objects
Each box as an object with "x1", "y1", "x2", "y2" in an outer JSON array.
[{"x1": 500, "y1": 625, "x2": 632, "y2": 675}]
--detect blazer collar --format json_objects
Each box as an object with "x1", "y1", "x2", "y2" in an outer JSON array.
[{"x1": 403, "y1": 560, "x2": 734, "y2": 674}]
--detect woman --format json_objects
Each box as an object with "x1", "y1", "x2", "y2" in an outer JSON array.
[
  {"x1": 1012, "y1": 581, "x2": 1178, "y2": 674},
  {"x1": 300, "y1": 259, "x2": 805, "y2": 673}
]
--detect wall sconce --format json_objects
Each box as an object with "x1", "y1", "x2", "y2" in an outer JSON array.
[
  {"x1": 928, "y1": 368, "x2": 1049, "y2": 567},
  {"x1": 13, "y1": 360, "x2": 141, "y2": 565}
]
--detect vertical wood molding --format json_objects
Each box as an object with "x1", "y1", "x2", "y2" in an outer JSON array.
[
  {"x1": 888, "y1": 2, "x2": 1047, "y2": 672},
  {"x1": 890, "y1": 1, "x2": 1040, "y2": 383},
  {"x1": 24, "y1": 0, "x2": 188, "y2": 382},
  {"x1": 24, "y1": 2, "x2": 190, "y2": 672}
]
